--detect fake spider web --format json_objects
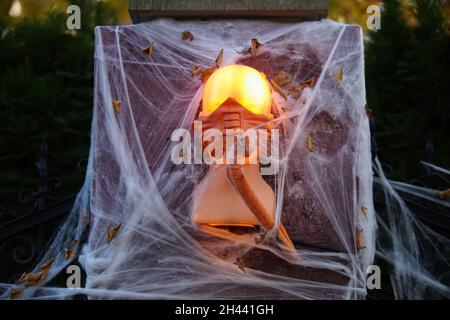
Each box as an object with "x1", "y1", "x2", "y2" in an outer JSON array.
[{"x1": 1, "y1": 18, "x2": 449, "y2": 300}]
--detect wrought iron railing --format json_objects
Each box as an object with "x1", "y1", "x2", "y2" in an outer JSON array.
[
  {"x1": 0, "y1": 139, "x2": 84, "y2": 284},
  {"x1": 2, "y1": 138, "x2": 447, "y2": 299}
]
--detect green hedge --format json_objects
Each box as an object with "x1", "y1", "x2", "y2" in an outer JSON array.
[
  {"x1": 0, "y1": 0, "x2": 116, "y2": 214},
  {"x1": 366, "y1": 0, "x2": 450, "y2": 179}
]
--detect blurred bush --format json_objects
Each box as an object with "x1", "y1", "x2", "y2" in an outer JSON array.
[
  {"x1": 0, "y1": 0, "x2": 130, "y2": 24},
  {"x1": 366, "y1": 0, "x2": 450, "y2": 180},
  {"x1": 0, "y1": 0, "x2": 117, "y2": 214}
]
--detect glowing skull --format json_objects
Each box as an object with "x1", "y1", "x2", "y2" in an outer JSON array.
[{"x1": 201, "y1": 64, "x2": 272, "y2": 116}]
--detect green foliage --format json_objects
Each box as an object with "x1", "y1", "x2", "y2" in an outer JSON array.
[
  {"x1": 366, "y1": 0, "x2": 450, "y2": 179},
  {"x1": 0, "y1": 0, "x2": 117, "y2": 212}
]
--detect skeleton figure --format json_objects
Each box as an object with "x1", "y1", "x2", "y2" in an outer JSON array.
[{"x1": 192, "y1": 65, "x2": 296, "y2": 253}]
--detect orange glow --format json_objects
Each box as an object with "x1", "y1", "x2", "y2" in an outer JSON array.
[{"x1": 201, "y1": 65, "x2": 272, "y2": 116}]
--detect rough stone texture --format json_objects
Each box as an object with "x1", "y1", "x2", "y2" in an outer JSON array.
[{"x1": 129, "y1": 0, "x2": 328, "y2": 23}]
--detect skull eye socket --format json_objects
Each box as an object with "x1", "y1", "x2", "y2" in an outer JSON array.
[{"x1": 201, "y1": 65, "x2": 272, "y2": 116}]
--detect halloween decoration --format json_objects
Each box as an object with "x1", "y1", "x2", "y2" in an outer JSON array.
[
  {"x1": 192, "y1": 65, "x2": 295, "y2": 251},
  {"x1": 4, "y1": 19, "x2": 447, "y2": 301}
]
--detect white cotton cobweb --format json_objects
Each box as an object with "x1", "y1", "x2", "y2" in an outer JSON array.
[
  {"x1": 0, "y1": 18, "x2": 448, "y2": 300},
  {"x1": 373, "y1": 159, "x2": 450, "y2": 299}
]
